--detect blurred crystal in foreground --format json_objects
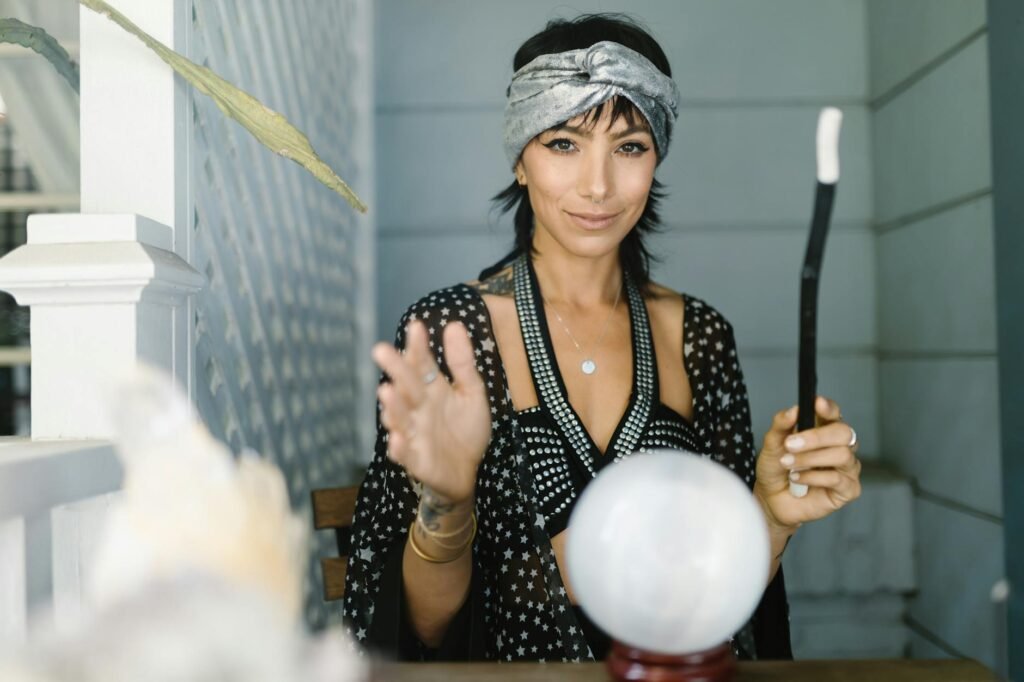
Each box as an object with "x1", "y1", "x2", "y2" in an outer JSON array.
[{"x1": 0, "y1": 364, "x2": 367, "y2": 682}]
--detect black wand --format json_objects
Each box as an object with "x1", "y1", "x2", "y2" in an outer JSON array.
[{"x1": 792, "y1": 108, "x2": 843, "y2": 498}]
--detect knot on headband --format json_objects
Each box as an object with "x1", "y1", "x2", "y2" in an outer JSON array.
[{"x1": 503, "y1": 40, "x2": 680, "y2": 168}]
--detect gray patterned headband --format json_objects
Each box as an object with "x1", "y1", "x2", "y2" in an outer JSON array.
[{"x1": 503, "y1": 40, "x2": 680, "y2": 168}]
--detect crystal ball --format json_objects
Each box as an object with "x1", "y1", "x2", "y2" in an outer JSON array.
[{"x1": 566, "y1": 450, "x2": 770, "y2": 654}]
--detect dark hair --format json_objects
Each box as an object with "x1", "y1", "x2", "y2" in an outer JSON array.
[{"x1": 480, "y1": 13, "x2": 672, "y2": 288}]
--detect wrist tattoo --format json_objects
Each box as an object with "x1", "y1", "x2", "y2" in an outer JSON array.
[{"x1": 418, "y1": 488, "x2": 455, "y2": 534}]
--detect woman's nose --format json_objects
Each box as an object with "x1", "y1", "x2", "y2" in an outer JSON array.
[{"x1": 577, "y1": 149, "x2": 612, "y2": 204}]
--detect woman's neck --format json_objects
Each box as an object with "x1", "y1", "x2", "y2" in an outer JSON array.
[{"x1": 529, "y1": 243, "x2": 623, "y2": 310}]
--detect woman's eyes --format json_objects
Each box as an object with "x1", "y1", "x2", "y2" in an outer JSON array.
[
  {"x1": 542, "y1": 138, "x2": 650, "y2": 156},
  {"x1": 543, "y1": 138, "x2": 577, "y2": 153},
  {"x1": 618, "y1": 141, "x2": 650, "y2": 156}
]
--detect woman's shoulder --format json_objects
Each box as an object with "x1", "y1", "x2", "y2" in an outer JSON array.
[
  {"x1": 399, "y1": 282, "x2": 484, "y2": 319},
  {"x1": 400, "y1": 262, "x2": 514, "y2": 313},
  {"x1": 645, "y1": 280, "x2": 736, "y2": 336},
  {"x1": 389, "y1": 282, "x2": 493, "y2": 346},
  {"x1": 391, "y1": 266, "x2": 518, "y2": 344}
]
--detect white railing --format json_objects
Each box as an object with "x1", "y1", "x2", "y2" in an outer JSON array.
[{"x1": 0, "y1": 439, "x2": 121, "y2": 641}]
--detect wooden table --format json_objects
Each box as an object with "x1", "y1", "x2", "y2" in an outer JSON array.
[{"x1": 371, "y1": 659, "x2": 999, "y2": 681}]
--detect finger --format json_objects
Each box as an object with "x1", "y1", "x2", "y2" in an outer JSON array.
[
  {"x1": 405, "y1": 320, "x2": 443, "y2": 387},
  {"x1": 377, "y1": 382, "x2": 413, "y2": 435},
  {"x1": 443, "y1": 322, "x2": 483, "y2": 390},
  {"x1": 762, "y1": 405, "x2": 799, "y2": 452},
  {"x1": 815, "y1": 395, "x2": 842, "y2": 425},
  {"x1": 379, "y1": 383, "x2": 421, "y2": 468},
  {"x1": 372, "y1": 337, "x2": 426, "y2": 407},
  {"x1": 788, "y1": 468, "x2": 862, "y2": 504},
  {"x1": 784, "y1": 420, "x2": 857, "y2": 453},
  {"x1": 378, "y1": 385, "x2": 408, "y2": 463},
  {"x1": 782, "y1": 445, "x2": 856, "y2": 472},
  {"x1": 372, "y1": 340, "x2": 413, "y2": 388},
  {"x1": 387, "y1": 428, "x2": 408, "y2": 464},
  {"x1": 786, "y1": 468, "x2": 842, "y2": 490}
]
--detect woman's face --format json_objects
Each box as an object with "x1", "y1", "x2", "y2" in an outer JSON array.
[{"x1": 515, "y1": 102, "x2": 657, "y2": 261}]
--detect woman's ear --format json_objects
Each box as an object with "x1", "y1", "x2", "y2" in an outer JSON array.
[{"x1": 514, "y1": 160, "x2": 527, "y2": 187}]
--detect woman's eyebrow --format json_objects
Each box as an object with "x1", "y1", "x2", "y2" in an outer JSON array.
[
  {"x1": 611, "y1": 125, "x2": 653, "y2": 139},
  {"x1": 550, "y1": 123, "x2": 653, "y2": 139}
]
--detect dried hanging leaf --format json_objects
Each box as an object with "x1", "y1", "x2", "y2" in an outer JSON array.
[
  {"x1": 0, "y1": 17, "x2": 80, "y2": 93},
  {"x1": 80, "y1": 0, "x2": 367, "y2": 213}
]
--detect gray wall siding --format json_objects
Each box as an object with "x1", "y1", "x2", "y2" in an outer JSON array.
[
  {"x1": 867, "y1": 0, "x2": 1004, "y2": 667},
  {"x1": 375, "y1": 0, "x2": 877, "y2": 462}
]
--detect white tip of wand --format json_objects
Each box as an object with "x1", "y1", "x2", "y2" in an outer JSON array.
[
  {"x1": 816, "y1": 107, "x2": 843, "y2": 185},
  {"x1": 789, "y1": 481, "x2": 809, "y2": 498}
]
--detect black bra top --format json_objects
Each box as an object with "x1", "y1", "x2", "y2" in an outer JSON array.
[
  {"x1": 516, "y1": 402, "x2": 705, "y2": 536},
  {"x1": 512, "y1": 256, "x2": 708, "y2": 537}
]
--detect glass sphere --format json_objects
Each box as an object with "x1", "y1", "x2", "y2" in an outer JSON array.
[{"x1": 566, "y1": 450, "x2": 770, "y2": 655}]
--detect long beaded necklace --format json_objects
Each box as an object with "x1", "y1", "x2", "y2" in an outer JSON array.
[{"x1": 543, "y1": 282, "x2": 622, "y2": 375}]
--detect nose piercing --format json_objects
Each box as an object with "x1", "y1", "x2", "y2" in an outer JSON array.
[{"x1": 591, "y1": 196, "x2": 604, "y2": 205}]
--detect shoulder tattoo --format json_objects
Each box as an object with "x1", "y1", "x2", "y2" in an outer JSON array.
[{"x1": 472, "y1": 268, "x2": 515, "y2": 297}]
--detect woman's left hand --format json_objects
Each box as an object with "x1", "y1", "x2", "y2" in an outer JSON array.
[{"x1": 753, "y1": 395, "x2": 862, "y2": 532}]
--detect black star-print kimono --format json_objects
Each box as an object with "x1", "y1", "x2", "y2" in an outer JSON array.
[{"x1": 342, "y1": 256, "x2": 792, "y2": 662}]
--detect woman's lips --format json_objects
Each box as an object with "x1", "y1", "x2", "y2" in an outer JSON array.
[{"x1": 567, "y1": 211, "x2": 620, "y2": 230}]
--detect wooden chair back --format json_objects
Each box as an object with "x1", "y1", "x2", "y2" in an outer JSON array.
[{"x1": 311, "y1": 485, "x2": 360, "y2": 602}]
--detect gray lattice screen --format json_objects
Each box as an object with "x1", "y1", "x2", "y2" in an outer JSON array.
[{"x1": 189, "y1": 0, "x2": 373, "y2": 629}]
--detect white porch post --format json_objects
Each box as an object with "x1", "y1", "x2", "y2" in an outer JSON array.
[
  {"x1": 79, "y1": 0, "x2": 195, "y2": 401},
  {"x1": 0, "y1": 0, "x2": 199, "y2": 634}
]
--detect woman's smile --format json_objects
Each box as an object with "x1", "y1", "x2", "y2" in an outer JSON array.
[{"x1": 566, "y1": 210, "x2": 622, "y2": 230}]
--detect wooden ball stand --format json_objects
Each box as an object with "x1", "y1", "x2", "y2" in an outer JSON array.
[{"x1": 606, "y1": 640, "x2": 736, "y2": 682}]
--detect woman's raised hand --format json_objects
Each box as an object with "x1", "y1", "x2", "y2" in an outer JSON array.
[
  {"x1": 372, "y1": 320, "x2": 491, "y2": 505},
  {"x1": 753, "y1": 395, "x2": 862, "y2": 532}
]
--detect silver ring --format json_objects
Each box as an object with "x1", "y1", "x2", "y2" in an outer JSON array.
[
  {"x1": 422, "y1": 370, "x2": 439, "y2": 385},
  {"x1": 848, "y1": 426, "x2": 858, "y2": 448}
]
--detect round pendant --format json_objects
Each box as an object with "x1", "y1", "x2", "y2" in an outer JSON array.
[{"x1": 581, "y1": 359, "x2": 597, "y2": 375}]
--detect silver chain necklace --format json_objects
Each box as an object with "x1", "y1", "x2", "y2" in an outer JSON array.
[{"x1": 544, "y1": 283, "x2": 622, "y2": 375}]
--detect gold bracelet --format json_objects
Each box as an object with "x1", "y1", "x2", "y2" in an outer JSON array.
[
  {"x1": 416, "y1": 508, "x2": 475, "y2": 540},
  {"x1": 424, "y1": 511, "x2": 477, "y2": 551},
  {"x1": 407, "y1": 517, "x2": 475, "y2": 563}
]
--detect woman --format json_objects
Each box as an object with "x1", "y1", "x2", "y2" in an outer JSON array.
[{"x1": 343, "y1": 13, "x2": 862, "y2": 662}]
